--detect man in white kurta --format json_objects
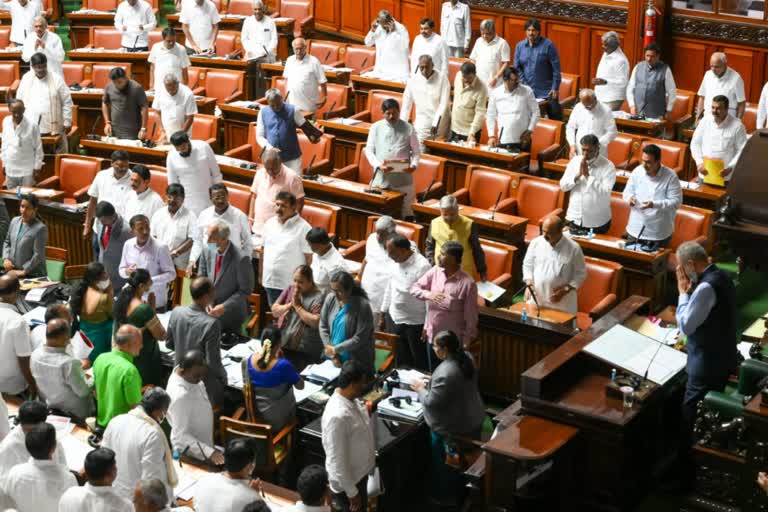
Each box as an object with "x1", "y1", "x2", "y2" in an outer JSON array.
[
  {"x1": 469, "y1": 19, "x2": 510, "y2": 89},
  {"x1": 360, "y1": 216, "x2": 397, "y2": 315},
  {"x1": 486, "y1": 66, "x2": 539, "y2": 150},
  {"x1": 148, "y1": 28, "x2": 191, "y2": 89},
  {"x1": 592, "y1": 31, "x2": 629, "y2": 111},
  {"x1": 400, "y1": 54, "x2": 451, "y2": 149},
  {"x1": 124, "y1": 166, "x2": 165, "y2": 221},
  {"x1": 565, "y1": 88, "x2": 617, "y2": 158},
  {"x1": 523, "y1": 215, "x2": 587, "y2": 314},
  {"x1": 364, "y1": 10, "x2": 410, "y2": 82},
  {"x1": 241, "y1": 1, "x2": 277, "y2": 62},
  {"x1": 1, "y1": 99, "x2": 43, "y2": 188},
  {"x1": 440, "y1": 0, "x2": 470, "y2": 57},
  {"x1": 559, "y1": 134, "x2": 616, "y2": 233},
  {"x1": 151, "y1": 76, "x2": 197, "y2": 143},
  {"x1": 0, "y1": 401, "x2": 66, "y2": 476},
  {"x1": 410, "y1": 18, "x2": 448, "y2": 76},
  {"x1": 166, "y1": 132, "x2": 223, "y2": 216},
  {"x1": 58, "y1": 447, "x2": 133, "y2": 512},
  {"x1": 151, "y1": 184, "x2": 197, "y2": 270},
  {"x1": 690, "y1": 96, "x2": 747, "y2": 183},
  {"x1": 21, "y1": 17, "x2": 64, "y2": 77},
  {"x1": 283, "y1": 37, "x2": 327, "y2": 114},
  {"x1": 193, "y1": 440, "x2": 263, "y2": 511},
  {"x1": 1, "y1": 0, "x2": 41, "y2": 46},
  {"x1": 114, "y1": 0, "x2": 157, "y2": 51},
  {"x1": 179, "y1": 0, "x2": 219, "y2": 54},
  {"x1": 696, "y1": 52, "x2": 746, "y2": 122}
]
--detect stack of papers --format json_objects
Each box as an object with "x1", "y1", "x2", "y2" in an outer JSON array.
[
  {"x1": 396, "y1": 369, "x2": 429, "y2": 387},
  {"x1": 226, "y1": 339, "x2": 262, "y2": 359},
  {"x1": 377, "y1": 396, "x2": 424, "y2": 421},
  {"x1": 293, "y1": 381, "x2": 323, "y2": 403},
  {"x1": 225, "y1": 362, "x2": 244, "y2": 389},
  {"x1": 59, "y1": 433, "x2": 92, "y2": 471},
  {"x1": 301, "y1": 360, "x2": 341, "y2": 384},
  {"x1": 22, "y1": 306, "x2": 47, "y2": 326}
]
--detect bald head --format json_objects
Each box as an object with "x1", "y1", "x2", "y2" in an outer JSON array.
[
  {"x1": 46, "y1": 318, "x2": 71, "y2": 347},
  {"x1": 579, "y1": 88, "x2": 597, "y2": 110},
  {"x1": 710, "y1": 52, "x2": 727, "y2": 77},
  {"x1": 114, "y1": 324, "x2": 142, "y2": 356},
  {"x1": 190, "y1": 277, "x2": 213, "y2": 306},
  {"x1": 0, "y1": 274, "x2": 19, "y2": 302},
  {"x1": 263, "y1": 148, "x2": 283, "y2": 177},
  {"x1": 178, "y1": 349, "x2": 207, "y2": 384},
  {"x1": 541, "y1": 215, "x2": 565, "y2": 247}
]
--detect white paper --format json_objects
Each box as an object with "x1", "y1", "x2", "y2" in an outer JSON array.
[
  {"x1": 293, "y1": 381, "x2": 323, "y2": 403},
  {"x1": 343, "y1": 259, "x2": 362, "y2": 275},
  {"x1": 301, "y1": 360, "x2": 341, "y2": 383},
  {"x1": 226, "y1": 339, "x2": 262, "y2": 359},
  {"x1": 397, "y1": 369, "x2": 430, "y2": 387},
  {"x1": 738, "y1": 341, "x2": 754, "y2": 361},
  {"x1": 392, "y1": 388, "x2": 419, "y2": 401},
  {"x1": 225, "y1": 363, "x2": 244, "y2": 389},
  {"x1": 477, "y1": 281, "x2": 506, "y2": 302},
  {"x1": 157, "y1": 311, "x2": 172, "y2": 330},
  {"x1": 377, "y1": 396, "x2": 423, "y2": 420},
  {"x1": 59, "y1": 433, "x2": 92, "y2": 471},
  {"x1": 22, "y1": 306, "x2": 47, "y2": 325},
  {"x1": 24, "y1": 287, "x2": 48, "y2": 303}
]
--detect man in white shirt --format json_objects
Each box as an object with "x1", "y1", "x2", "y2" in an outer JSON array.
[
  {"x1": 592, "y1": 31, "x2": 629, "y2": 111},
  {"x1": 1, "y1": 423, "x2": 76, "y2": 511},
  {"x1": 133, "y1": 479, "x2": 193, "y2": 512},
  {"x1": 306, "y1": 227, "x2": 347, "y2": 292},
  {"x1": 189, "y1": 183, "x2": 253, "y2": 265},
  {"x1": 1, "y1": 0, "x2": 41, "y2": 46},
  {"x1": 30, "y1": 318, "x2": 94, "y2": 419},
  {"x1": 691, "y1": 95, "x2": 747, "y2": 184},
  {"x1": 696, "y1": 52, "x2": 745, "y2": 122},
  {"x1": 102, "y1": 387, "x2": 177, "y2": 502},
  {"x1": 522, "y1": 215, "x2": 587, "y2": 315},
  {"x1": 124, "y1": 164, "x2": 165, "y2": 222},
  {"x1": 0, "y1": 275, "x2": 36, "y2": 396},
  {"x1": 283, "y1": 37, "x2": 327, "y2": 115},
  {"x1": 148, "y1": 27, "x2": 191, "y2": 89},
  {"x1": 193, "y1": 439, "x2": 263, "y2": 511},
  {"x1": 622, "y1": 143, "x2": 682, "y2": 248},
  {"x1": 21, "y1": 17, "x2": 64, "y2": 77},
  {"x1": 118, "y1": 215, "x2": 176, "y2": 310},
  {"x1": 440, "y1": 0, "x2": 470, "y2": 58},
  {"x1": 151, "y1": 183, "x2": 196, "y2": 270},
  {"x1": 166, "y1": 350, "x2": 225, "y2": 465},
  {"x1": 152, "y1": 75, "x2": 197, "y2": 143},
  {"x1": 180, "y1": 0, "x2": 219, "y2": 54},
  {"x1": 16, "y1": 52, "x2": 72, "y2": 153},
  {"x1": 83, "y1": 149, "x2": 132, "y2": 245},
  {"x1": 381, "y1": 234, "x2": 431, "y2": 370},
  {"x1": 401, "y1": 54, "x2": 451, "y2": 150},
  {"x1": 1, "y1": 98, "x2": 43, "y2": 188},
  {"x1": 469, "y1": 19, "x2": 510, "y2": 89},
  {"x1": 565, "y1": 88, "x2": 617, "y2": 158},
  {"x1": 360, "y1": 216, "x2": 397, "y2": 323},
  {"x1": 262, "y1": 191, "x2": 312, "y2": 305},
  {"x1": 560, "y1": 134, "x2": 616, "y2": 234},
  {"x1": 322, "y1": 360, "x2": 375, "y2": 512},
  {"x1": 166, "y1": 132, "x2": 222, "y2": 216},
  {"x1": 0, "y1": 401, "x2": 66, "y2": 476},
  {"x1": 627, "y1": 42, "x2": 677, "y2": 120},
  {"x1": 486, "y1": 66, "x2": 539, "y2": 151},
  {"x1": 114, "y1": 0, "x2": 156, "y2": 51},
  {"x1": 410, "y1": 18, "x2": 448, "y2": 76},
  {"x1": 59, "y1": 447, "x2": 134, "y2": 512},
  {"x1": 242, "y1": 0, "x2": 277, "y2": 98},
  {"x1": 0, "y1": 395, "x2": 8, "y2": 441},
  {"x1": 292, "y1": 465, "x2": 331, "y2": 512},
  {"x1": 364, "y1": 9, "x2": 410, "y2": 82}
]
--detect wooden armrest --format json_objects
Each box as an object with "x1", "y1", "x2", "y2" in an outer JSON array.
[
  {"x1": 492, "y1": 273, "x2": 513, "y2": 290},
  {"x1": 192, "y1": 86, "x2": 206, "y2": 96},
  {"x1": 495, "y1": 197, "x2": 517, "y2": 214},
  {"x1": 37, "y1": 176, "x2": 60, "y2": 188},
  {"x1": 324, "y1": 106, "x2": 349, "y2": 119},
  {"x1": 589, "y1": 293, "x2": 618, "y2": 320},
  {"x1": 308, "y1": 158, "x2": 332, "y2": 175},
  {"x1": 67, "y1": 125, "x2": 79, "y2": 138},
  {"x1": 224, "y1": 145, "x2": 253, "y2": 161},
  {"x1": 224, "y1": 91, "x2": 244, "y2": 103},
  {"x1": 330, "y1": 164, "x2": 358, "y2": 181},
  {"x1": 348, "y1": 110, "x2": 371, "y2": 121},
  {"x1": 538, "y1": 208, "x2": 564, "y2": 225},
  {"x1": 8, "y1": 79, "x2": 19, "y2": 95},
  {"x1": 451, "y1": 187, "x2": 469, "y2": 204},
  {"x1": 325, "y1": 59, "x2": 344, "y2": 68},
  {"x1": 537, "y1": 143, "x2": 562, "y2": 164},
  {"x1": 231, "y1": 407, "x2": 246, "y2": 421},
  {"x1": 79, "y1": 79, "x2": 93, "y2": 88},
  {"x1": 299, "y1": 15, "x2": 314, "y2": 27},
  {"x1": 73, "y1": 187, "x2": 91, "y2": 202},
  {"x1": 673, "y1": 114, "x2": 693, "y2": 128},
  {"x1": 272, "y1": 420, "x2": 296, "y2": 444},
  {"x1": 247, "y1": 312, "x2": 260, "y2": 330},
  {"x1": 559, "y1": 95, "x2": 577, "y2": 109},
  {"x1": 342, "y1": 240, "x2": 366, "y2": 261},
  {"x1": 64, "y1": 264, "x2": 88, "y2": 280}
]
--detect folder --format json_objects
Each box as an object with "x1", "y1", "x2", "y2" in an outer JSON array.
[{"x1": 702, "y1": 157, "x2": 725, "y2": 187}]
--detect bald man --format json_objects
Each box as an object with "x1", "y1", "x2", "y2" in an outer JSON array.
[
  {"x1": 565, "y1": 88, "x2": 617, "y2": 158},
  {"x1": 0, "y1": 274, "x2": 37, "y2": 396},
  {"x1": 92, "y1": 324, "x2": 144, "y2": 428},
  {"x1": 250, "y1": 148, "x2": 305, "y2": 235},
  {"x1": 522, "y1": 215, "x2": 586, "y2": 314},
  {"x1": 697, "y1": 52, "x2": 746, "y2": 122},
  {"x1": 283, "y1": 37, "x2": 328, "y2": 114}
]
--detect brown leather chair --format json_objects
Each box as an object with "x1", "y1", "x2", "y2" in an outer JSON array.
[
  {"x1": 146, "y1": 165, "x2": 168, "y2": 201},
  {"x1": 606, "y1": 192, "x2": 631, "y2": 238},
  {"x1": 668, "y1": 205, "x2": 713, "y2": 268},
  {"x1": 0, "y1": 28, "x2": 10, "y2": 49},
  {"x1": 577, "y1": 257, "x2": 623, "y2": 331},
  {"x1": 477, "y1": 238, "x2": 516, "y2": 291},
  {"x1": 91, "y1": 63, "x2": 132, "y2": 89},
  {"x1": 558, "y1": 73, "x2": 580, "y2": 109},
  {"x1": 344, "y1": 43, "x2": 376, "y2": 74},
  {"x1": 259, "y1": 77, "x2": 349, "y2": 119},
  {"x1": 452, "y1": 166, "x2": 517, "y2": 213},
  {"x1": 186, "y1": 67, "x2": 206, "y2": 95},
  {"x1": 448, "y1": 57, "x2": 471, "y2": 85},
  {"x1": 62, "y1": 62, "x2": 91, "y2": 88},
  {"x1": 225, "y1": 0, "x2": 251, "y2": 15},
  {"x1": 84, "y1": 0, "x2": 117, "y2": 11},
  {"x1": 191, "y1": 67, "x2": 244, "y2": 103},
  {"x1": 38, "y1": 155, "x2": 106, "y2": 204},
  {"x1": 148, "y1": 29, "x2": 163, "y2": 48},
  {"x1": 349, "y1": 89, "x2": 404, "y2": 123},
  {"x1": 607, "y1": 133, "x2": 640, "y2": 171},
  {"x1": 640, "y1": 138, "x2": 689, "y2": 176},
  {"x1": 279, "y1": 0, "x2": 313, "y2": 38},
  {"x1": 342, "y1": 215, "x2": 425, "y2": 261},
  {"x1": 214, "y1": 30, "x2": 242, "y2": 57},
  {"x1": 308, "y1": 40, "x2": 345, "y2": 67},
  {"x1": 507, "y1": 175, "x2": 566, "y2": 244},
  {"x1": 743, "y1": 102, "x2": 758, "y2": 134},
  {"x1": 224, "y1": 181, "x2": 252, "y2": 217},
  {"x1": 529, "y1": 119, "x2": 565, "y2": 174},
  {"x1": 0, "y1": 62, "x2": 19, "y2": 99},
  {"x1": 145, "y1": 111, "x2": 217, "y2": 147},
  {"x1": 670, "y1": 89, "x2": 695, "y2": 126},
  {"x1": 88, "y1": 28, "x2": 122, "y2": 50},
  {"x1": 301, "y1": 199, "x2": 340, "y2": 240}
]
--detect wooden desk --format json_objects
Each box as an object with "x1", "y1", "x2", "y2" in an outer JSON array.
[
  {"x1": 80, "y1": 138, "x2": 170, "y2": 166},
  {"x1": 504, "y1": 302, "x2": 576, "y2": 328},
  {"x1": 424, "y1": 139, "x2": 531, "y2": 193},
  {"x1": 0, "y1": 187, "x2": 65, "y2": 203},
  {"x1": 218, "y1": 102, "x2": 260, "y2": 151},
  {"x1": 188, "y1": 56, "x2": 254, "y2": 100},
  {"x1": 71, "y1": 90, "x2": 107, "y2": 136},
  {"x1": 614, "y1": 116, "x2": 666, "y2": 137},
  {"x1": 68, "y1": 12, "x2": 116, "y2": 50},
  {"x1": 67, "y1": 50, "x2": 151, "y2": 89},
  {"x1": 412, "y1": 199, "x2": 528, "y2": 248},
  {"x1": 260, "y1": 61, "x2": 352, "y2": 85},
  {"x1": 316, "y1": 118, "x2": 370, "y2": 169},
  {"x1": 350, "y1": 75, "x2": 405, "y2": 113}
]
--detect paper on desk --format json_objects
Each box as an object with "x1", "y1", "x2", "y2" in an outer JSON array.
[
  {"x1": 22, "y1": 306, "x2": 47, "y2": 325},
  {"x1": 301, "y1": 359, "x2": 341, "y2": 383},
  {"x1": 392, "y1": 388, "x2": 419, "y2": 401},
  {"x1": 47, "y1": 415, "x2": 75, "y2": 435},
  {"x1": 477, "y1": 281, "x2": 506, "y2": 303},
  {"x1": 59, "y1": 433, "x2": 92, "y2": 472},
  {"x1": 225, "y1": 363, "x2": 244, "y2": 389},
  {"x1": 226, "y1": 339, "x2": 262, "y2": 359},
  {"x1": 24, "y1": 286, "x2": 48, "y2": 303},
  {"x1": 174, "y1": 467, "x2": 200, "y2": 500},
  {"x1": 743, "y1": 316, "x2": 768, "y2": 339},
  {"x1": 343, "y1": 259, "x2": 362, "y2": 275},
  {"x1": 293, "y1": 380, "x2": 323, "y2": 403},
  {"x1": 738, "y1": 341, "x2": 755, "y2": 361}
]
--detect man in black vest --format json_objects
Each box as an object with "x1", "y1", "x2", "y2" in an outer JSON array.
[{"x1": 627, "y1": 42, "x2": 677, "y2": 120}]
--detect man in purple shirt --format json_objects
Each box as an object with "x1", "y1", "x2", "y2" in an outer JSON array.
[{"x1": 411, "y1": 240, "x2": 478, "y2": 370}]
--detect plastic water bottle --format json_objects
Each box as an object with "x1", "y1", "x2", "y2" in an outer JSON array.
[
  {"x1": 16, "y1": 186, "x2": 21, "y2": 199},
  {"x1": 610, "y1": 368, "x2": 617, "y2": 382},
  {"x1": 588, "y1": 228, "x2": 595, "y2": 239},
  {"x1": 521, "y1": 306, "x2": 528, "y2": 323}
]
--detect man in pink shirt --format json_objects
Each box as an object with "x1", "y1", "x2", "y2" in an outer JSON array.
[
  {"x1": 250, "y1": 149, "x2": 305, "y2": 236},
  {"x1": 411, "y1": 240, "x2": 478, "y2": 370}
]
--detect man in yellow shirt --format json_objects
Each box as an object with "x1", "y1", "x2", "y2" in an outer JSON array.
[{"x1": 425, "y1": 195, "x2": 487, "y2": 280}]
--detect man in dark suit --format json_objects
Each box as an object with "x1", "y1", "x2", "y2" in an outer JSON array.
[
  {"x1": 195, "y1": 220, "x2": 254, "y2": 335},
  {"x1": 166, "y1": 277, "x2": 226, "y2": 406},
  {"x1": 95, "y1": 201, "x2": 133, "y2": 291}
]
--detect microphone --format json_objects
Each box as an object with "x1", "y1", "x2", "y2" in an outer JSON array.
[
  {"x1": 324, "y1": 50, "x2": 331, "y2": 63},
  {"x1": 323, "y1": 100, "x2": 336, "y2": 120},
  {"x1": 360, "y1": 57, "x2": 368, "y2": 70},
  {"x1": 420, "y1": 178, "x2": 436, "y2": 203},
  {"x1": 284, "y1": 90, "x2": 290, "y2": 103},
  {"x1": 304, "y1": 154, "x2": 316, "y2": 176},
  {"x1": 431, "y1": 116, "x2": 441, "y2": 141},
  {"x1": 364, "y1": 167, "x2": 382, "y2": 194},
  {"x1": 133, "y1": 35, "x2": 139, "y2": 50},
  {"x1": 494, "y1": 126, "x2": 504, "y2": 150},
  {"x1": 258, "y1": 145, "x2": 267, "y2": 161},
  {"x1": 526, "y1": 283, "x2": 542, "y2": 318},
  {"x1": 633, "y1": 224, "x2": 646, "y2": 251},
  {"x1": 490, "y1": 191, "x2": 502, "y2": 222},
  {"x1": 642, "y1": 338, "x2": 665, "y2": 388},
  {"x1": 85, "y1": 114, "x2": 102, "y2": 140}
]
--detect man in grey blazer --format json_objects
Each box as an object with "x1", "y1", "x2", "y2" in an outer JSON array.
[
  {"x1": 166, "y1": 277, "x2": 226, "y2": 406},
  {"x1": 196, "y1": 220, "x2": 254, "y2": 334},
  {"x1": 2, "y1": 194, "x2": 47, "y2": 278},
  {"x1": 95, "y1": 201, "x2": 133, "y2": 291}
]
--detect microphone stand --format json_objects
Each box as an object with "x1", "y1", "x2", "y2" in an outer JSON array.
[
  {"x1": 490, "y1": 191, "x2": 502, "y2": 222},
  {"x1": 510, "y1": 282, "x2": 541, "y2": 318},
  {"x1": 420, "y1": 178, "x2": 436, "y2": 204},
  {"x1": 364, "y1": 167, "x2": 382, "y2": 194}
]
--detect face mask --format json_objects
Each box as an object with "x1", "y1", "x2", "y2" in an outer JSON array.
[
  {"x1": 97, "y1": 279, "x2": 110, "y2": 291},
  {"x1": 207, "y1": 243, "x2": 217, "y2": 253}
]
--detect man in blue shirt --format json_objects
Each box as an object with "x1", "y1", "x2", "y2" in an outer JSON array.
[{"x1": 513, "y1": 18, "x2": 562, "y2": 120}]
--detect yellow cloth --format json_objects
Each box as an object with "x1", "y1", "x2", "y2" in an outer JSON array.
[
  {"x1": 430, "y1": 214, "x2": 476, "y2": 277},
  {"x1": 703, "y1": 157, "x2": 725, "y2": 187}
]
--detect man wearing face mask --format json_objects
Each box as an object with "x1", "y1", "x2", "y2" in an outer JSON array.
[
  {"x1": 565, "y1": 88, "x2": 617, "y2": 158},
  {"x1": 400, "y1": 54, "x2": 451, "y2": 150},
  {"x1": 188, "y1": 183, "x2": 252, "y2": 266},
  {"x1": 486, "y1": 66, "x2": 539, "y2": 151},
  {"x1": 364, "y1": 9, "x2": 410, "y2": 82},
  {"x1": 359, "y1": 216, "x2": 397, "y2": 325},
  {"x1": 102, "y1": 386, "x2": 177, "y2": 503},
  {"x1": 166, "y1": 131, "x2": 222, "y2": 216},
  {"x1": 522, "y1": 215, "x2": 586, "y2": 314},
  {"x1": 166, "y1": 349, "x2": 225, "y2": 465}
]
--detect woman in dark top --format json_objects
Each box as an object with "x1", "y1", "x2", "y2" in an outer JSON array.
[
  {"x1": 243, "y1": 326, "x2": 304, "y2": 431},
  {"x1": 2, "y1": 193, "x2": 47, "y2": 278},
  {"x1": 69, "y1": 262, "x2": 114, "y2": 364},
  {"x1": 113, "y1": 269, "x2": 167, "y2": 386}
]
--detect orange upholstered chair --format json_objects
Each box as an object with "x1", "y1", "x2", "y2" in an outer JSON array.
[
  {"x1": 478, "y1": 238, "x2": 516, "y2": 290},
  {"x1": 84, "y1": 0, "x2": 118, "y2": 11},
  {"x1": 743, "y1": 102, "x2": 758, "y2": 134},
  {"x1": 0, "y1": 28, "x2": 10, "y2": 48},
  {"x1": 558, "y1": 73, "x2": 579, "y2": 109},
  {"x1": 225, "y1": 181, "x2": 252, "y2": 216},
  {"x1": 452, "y1": 166, "x2": 517, "y2": 213},
  {"x1": 0, "y1": 62, "x2": 19, "y2": 99},
  {"x1": 146, "y1": 165, "x2": 169, "y2": 201},
  {"x1": 606, "y1": 192, "x2": 631, "y2": 238},
  {"x1": 91, "y1": 63, "x2": 132, "y2": 89},
  {"x1": 38, "y1": 155, "x2": 106, "y2": 204},
  {"x1": 342, "y1": 215, "x2": 425, "y2": 261},
  {"x1": 259, "y1": 77, "x2": 350, "y2": 119},
  {"x1": 529, "y1": 119, "x2": 565, "y2": 174},
  {"x1": 148, "y1": 29, "x2": 163, "y2": 48},
  {"x1": 349, "y1": 90, "x2": 405, "y2": 123},
  {"x1": 214, "y1": 30, "x2": 242, "y2": 57},
  {"x1": 301, "y1": 199, "x2": 340, "y2": 240},
  {"x1": 607, "y1": 133, "x2": 640, "y2": 171},
  {"x1": 640, "y1": 138, "x2": 689, "y2": 176},
  {"x1": 344, "y1": 44, "x2": 375, "y2": 74},
  {"x1": 187, "y1": 67, "x2": 206, "y2": 95},
  {"x1": 510, "y1": 176, "x2": 566, "y2": 243},
  {"x1": 62, "y1": 62, "x2": 91, "y2": 88},
  {"x1": 670, "y1": 89, "x2": 695, "y2": 126},
  {"x1": 225, "y1": 0, "x2": 252, "y2": 15},
  {"x1": 447, "y1": 57, "x2": 470, "y2": 85},
  {"x1": 279, "y1": 0, "x2": 313, "y2": 38},
  {"x1": 88, "y1": 28, "x2": 122, "y2": 49},
  {"x1": 191, "y1": 114, "x2": 219, "y2": 147},
  {"x1": 577, "y1": 257, "x2": 623, "y2": 331},
  {"x1": 308, "y1": 40, "x2": 344, "y2": 67},
  {"x1": 668, "y1": 205, "x2": 713, "y2": 268},
  {"x1": 193, "y1": 68, "x2": 244, "y2": 103}
]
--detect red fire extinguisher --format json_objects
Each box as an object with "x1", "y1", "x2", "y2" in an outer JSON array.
[{"x1": 644, "y1": 0, "x2": 658, "y2": 47}]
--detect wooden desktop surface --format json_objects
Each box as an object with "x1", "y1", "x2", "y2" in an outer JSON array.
[
  {"x1": 67, "y1": 50, "x2": 150, "y2": 88},
  {"x1": 504, "y1": 302, "x2": 576, "y2": 327}
]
